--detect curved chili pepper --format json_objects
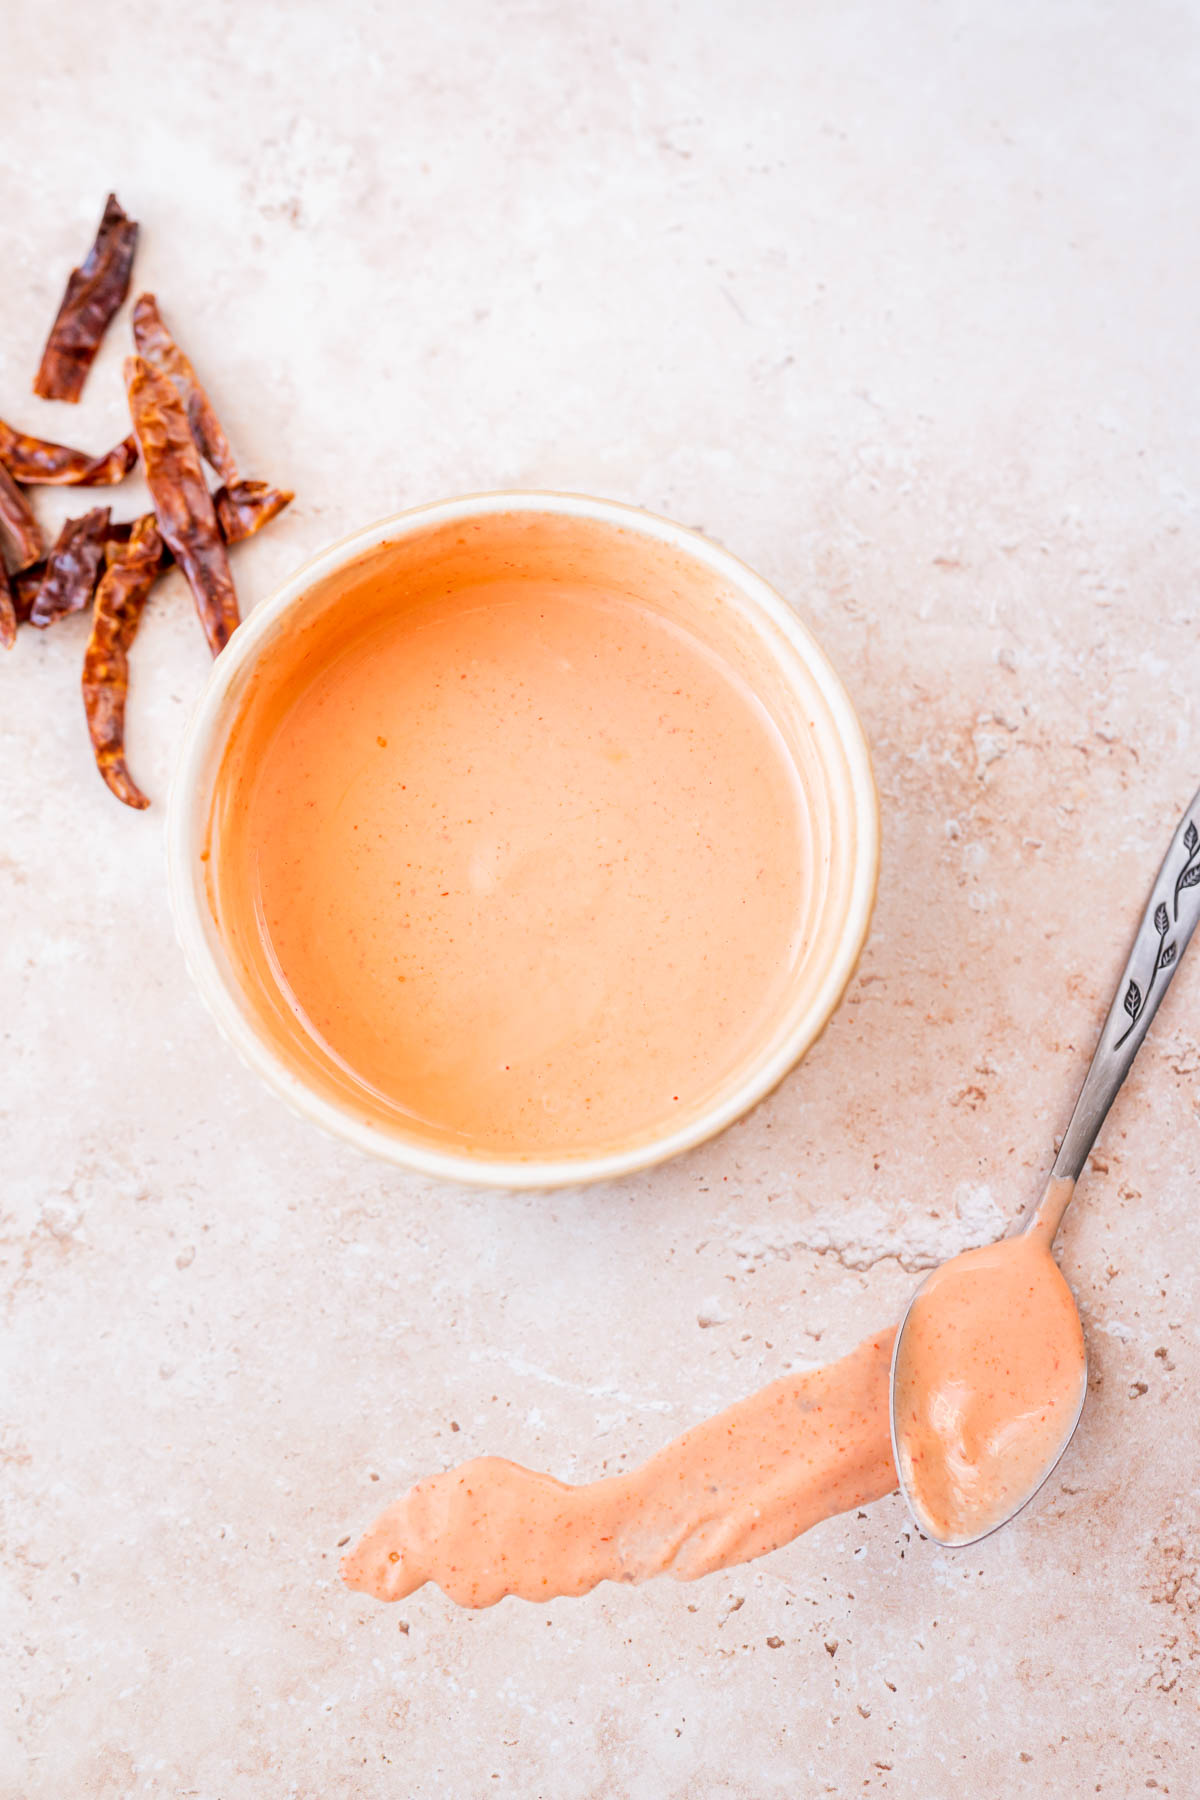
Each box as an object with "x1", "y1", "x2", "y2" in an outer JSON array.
[
  {"x1": 0, "y1": 419, "x2": 137, "y2": 486},
  {"x1": 81, "y1": 515, "x2": 166, "y2": 810}
]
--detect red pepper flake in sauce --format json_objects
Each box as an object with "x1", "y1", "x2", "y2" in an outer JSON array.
[
  {"x1": 124, "y1": 354, "x2": 239, "y2": 656},
  {"x1": 0, "y1": 418, "x2": 137, "y2": 486},
  {"x1": 29, "y1": 506, "x2": 112, "y2": 628},
  {"x1": 33, "y1": 195, "x2": 139, "y2": 403}
]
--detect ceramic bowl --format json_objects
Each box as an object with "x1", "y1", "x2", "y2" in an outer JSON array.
[{"x1": 166, "y1": 492, "x2": 878, "y2": 1188}]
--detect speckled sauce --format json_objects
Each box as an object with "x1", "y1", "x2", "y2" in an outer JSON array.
[
  {"x1": 891, "y1": 1183, "x2": 1087, "y2": 1545},
  {"x1": 218, "y1": 576, "x2": 810, "y2": 1156},
  {"x1": 345, "y1": 1195, "x2": 1091, "y2": 1607},
  {"x1": 342, "y1": 1330, "x2": 896, "y2": 1608}
]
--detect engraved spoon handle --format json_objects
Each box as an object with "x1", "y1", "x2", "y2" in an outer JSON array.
[{"x1": 1050, "y1": 786, "x2": 1200, "y2": 1190}]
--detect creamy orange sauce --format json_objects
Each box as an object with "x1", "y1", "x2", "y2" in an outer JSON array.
[
  {"x1": 212, "y1": 573, "x2": 809, "y2": 1158},
  {"x1": 891, "y1": 1182, "x2": 1086, "y2": 1545},
  {"x1": 343, "y1": 1189, "x2": 1091, "y2": 1607},
  {"x1": 342, "y1": 1331, "x2": 896, "y2": 1608}
]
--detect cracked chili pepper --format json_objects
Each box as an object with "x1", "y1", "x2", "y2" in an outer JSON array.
[
  {"x1": 0, "y1": 563, "x2": 16, "y2": 651},
  {"x1": 214, "y1": 478, "x2": 293, "y2": 545},
  {"x1": 81, "y1": 514, "x2": 165, "y2": 810},
  {"x1": 0, "y1": 457, "x2": 45, "y2": 569},
  {"x1": 29, "y1": 507, "x2": 112, "y2": 628},
  {"x1": 0, "y1": 419, "x2": 137, "y2": 486},
  {"x1": 124, "y1": 354, "x2": 239, "y2": 656},
  {"x1": 132, "y1": 293, "x2": 239, "y2": 485},
  {"x1": 33, "y1": 194, "x2": 139, "y2": 403}
]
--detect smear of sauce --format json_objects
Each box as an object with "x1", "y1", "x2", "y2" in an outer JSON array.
[
  {"x1": 343, "y1": 1187, "x2": 1090, "y2": 1607},
  {"x1": 342, "y1": 1330, "x2": 896, "y2": 1608},
  {"x1": 891, "y1": 1178, "x2": 1087, "y2": 1545}
]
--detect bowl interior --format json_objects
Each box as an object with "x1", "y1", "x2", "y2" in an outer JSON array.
[{"x1": 171, "y1": 496, "x2": 877, "y2": 1185}]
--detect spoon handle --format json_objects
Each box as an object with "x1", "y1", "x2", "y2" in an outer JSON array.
[{"x1": 1051, "y1": 784, "x2": 1200, "y2": 1186}]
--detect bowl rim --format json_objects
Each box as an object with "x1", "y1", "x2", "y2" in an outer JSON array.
[{"x1": 166, "y1": 489, "x2": 879, "y2": 1189}]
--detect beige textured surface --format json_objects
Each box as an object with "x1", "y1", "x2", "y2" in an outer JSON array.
[{"x1": 2, "y1": 3, "x2": 1199, "y2": 1795}]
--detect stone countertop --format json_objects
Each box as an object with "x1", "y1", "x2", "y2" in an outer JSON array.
[{"x1": 2, "y1": 3, "x2": 1198, "y2": 1795}]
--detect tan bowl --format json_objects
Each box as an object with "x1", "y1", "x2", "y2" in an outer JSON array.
[{"x1": 166, "y1": 492, "x2": 878, "y2": 1188}]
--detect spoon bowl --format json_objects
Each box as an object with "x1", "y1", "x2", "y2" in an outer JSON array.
[{"x1": 889, "y1": 1219, "x2": 1089, "y2": 1547}]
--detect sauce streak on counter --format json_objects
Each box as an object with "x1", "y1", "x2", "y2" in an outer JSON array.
[
  {"x1": 342, "y1": 1330, "x2": 896, "y2": 1608},
  {"x1": 344, "y1": 1187, "x2": 1091, "y2": 1606}
]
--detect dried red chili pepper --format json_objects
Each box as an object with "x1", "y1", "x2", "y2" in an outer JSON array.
[
  {"x1": 81, "y1": 515, "x2": 165, "y2": 810},
  {"x1": 33, "y1": 195, "x2": 139, "y2": 403},
  {"x1": 0, "y1": 419, "x2": 137, "y2": 486},
  {"x1": 0, "y1": 563, "x2": 16, "y2": 651},
  {"x1": 28, "y1": 507, "x2": 112, "y2": 628},
  {"x1": 0, "y1": 457, "x2": 45, "y2": 569},
  {"x1": 213, "y1": 478, "x2": 293, "y2": 545},
  {"x1": 124, "y1": 355, "x2": 239, "y2": 656},
  {"x1": 132, "y1": 294, "x2": 239, "y2": 484}
]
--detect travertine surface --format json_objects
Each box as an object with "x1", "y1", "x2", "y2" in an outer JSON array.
[{"x1": 2, "y1": 3, "x2": 1198, "y2": 1795}]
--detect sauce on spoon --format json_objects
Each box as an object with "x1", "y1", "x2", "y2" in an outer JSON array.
[{"x1": 890, "y1": 1178, "x2": 1086, "y2": 1546}]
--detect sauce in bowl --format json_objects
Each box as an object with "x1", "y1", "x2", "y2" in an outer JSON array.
[{"x1": 214, "y1": 572, "x2": 809, "y2": 1157}]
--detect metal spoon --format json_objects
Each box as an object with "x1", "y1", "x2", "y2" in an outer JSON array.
[{"x1": 890, "y1": 785, "x2": 1200, "y2": 1547}]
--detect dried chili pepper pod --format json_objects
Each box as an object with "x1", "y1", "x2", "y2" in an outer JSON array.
[
  {"x1": 81, "y1": 514, "x2": 165, "y2": 810},
  {"x1": 0, "y1": 419, "x2": 137, "y2": 486},
  {"x1": 29, "y1": 507, "x2": 112, "y2": 628},
  {"x1": 132, "y1": 294, "x2": 239, "y2": 485},
  {"x1": 124, "y1": 355, "x2": 240, "y2": 656},
  {"x1": 0, "y1": 457, "x2": 45, "y2": 569},
  {"x1": 214, "y1": 478, "x2": 293, "y2": 545},
  {"x1": 34, "y1": 195, "x2": 139, "y2": 403}
]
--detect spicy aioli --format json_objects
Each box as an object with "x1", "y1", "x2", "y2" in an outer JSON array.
[
  {"x1": 214, "y1": 576, "x2": 810, "y2": 1159},
  {"x1": 891, "y1": 1179, "x2": 1087, "y2": 1545},
  {"x1": 342, "y1": 1331, "x2": 896, "y2": 1608},
  {"x1": 343, "y1": 1193, "x2": 1089, "y2": 1606}
]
